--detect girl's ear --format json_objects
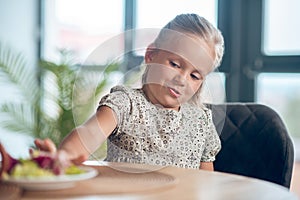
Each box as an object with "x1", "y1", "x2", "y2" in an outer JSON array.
[{"x1": 145, "y1": 43, "x2": 156, "y2": 63}]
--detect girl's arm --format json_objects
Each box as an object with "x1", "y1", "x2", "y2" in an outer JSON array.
[
  {"x1": 35, "y1": 106, "x2": 117, "y2": 164},
  {"x1": 199, "y1": 162, "x2": 214, "y2": 171}
]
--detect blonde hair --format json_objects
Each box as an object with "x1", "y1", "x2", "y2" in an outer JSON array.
[{"x1": 142, "y1": 13, "x2": 224, "y2": 107}]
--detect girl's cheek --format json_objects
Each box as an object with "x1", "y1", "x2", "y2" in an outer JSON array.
[{"x1": 186, "y1": 82, "x2": 201, "y2": 96}]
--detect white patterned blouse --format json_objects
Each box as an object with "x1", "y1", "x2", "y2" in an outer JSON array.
[{"x1": 98, "y1": 85, "x2": 221, "y2": 169}]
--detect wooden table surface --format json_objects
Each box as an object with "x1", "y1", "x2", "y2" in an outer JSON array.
[{"x1": 3, "y1": 161, "x2": 298, "y2": 200}]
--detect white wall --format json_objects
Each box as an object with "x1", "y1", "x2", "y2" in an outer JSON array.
[{"x1": 0, "y1": 0, "x2": 39, "y2": 158}]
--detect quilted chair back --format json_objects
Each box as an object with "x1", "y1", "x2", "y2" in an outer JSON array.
[{"x1": 208, "y1": 103, "x2": 294, "y2": 188}]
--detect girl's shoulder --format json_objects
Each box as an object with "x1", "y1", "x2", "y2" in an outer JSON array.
[
  {"x1": 99, "y1": 85, "x2": 145, "y2": 118},
  {"x1": 183, "y1": 103, "x2": 210, "y2": 113},
  {"x1": 108, "y1": 85, "x2": 146, "y2": 104},
  {"x1": 182, "y1": 103, "x2": 212, "y2": 120},
  {"x1": 110, "y1": 85, "x2": 141, "y2": 95}
]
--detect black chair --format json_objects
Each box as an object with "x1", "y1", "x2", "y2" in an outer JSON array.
[{"x1": 207, "y1": 103, "x2": 294, "y2": 189}]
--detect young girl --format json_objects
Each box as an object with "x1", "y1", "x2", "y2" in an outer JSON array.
[{"x1": 35, "y1": 13, "x2": 224, "y2": 171}]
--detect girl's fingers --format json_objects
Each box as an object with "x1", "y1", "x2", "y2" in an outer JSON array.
[
  {"x1": 57, "y1": 150, "x2": 86, "y2": 166},
  {"x1": 71, "y1": 154, "x2": 88, "y2": 165},
  {"x1": 44, "y1": 138, "x2": 57, "y2": 153},
  {"x1": 34, "y1": 139, "x2": 43, "y2": 149},
  {"x1": 34, "y1": 139, "x2": 87, "y2": 165},
  {"x1": 34, "y1": 138, "x2": 57, "y2": 153}
]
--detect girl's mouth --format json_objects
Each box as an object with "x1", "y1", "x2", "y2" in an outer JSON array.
[{"x1": 168, "y1": 87, "x2": 181, "y2": 98}]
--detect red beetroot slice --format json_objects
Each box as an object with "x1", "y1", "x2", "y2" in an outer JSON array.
[
  {"x1": 31, "y1": 155, "x2": 62, "y2": 175},
  {"x1": 32, "y1": 155, "x2": 54, "y2": 169},
  {"x1": 0, "y1": 143, "x2": 19, "y2": 177},
  {"x1": 0, "y1": 144, "x2": 63, "y2": 177}
]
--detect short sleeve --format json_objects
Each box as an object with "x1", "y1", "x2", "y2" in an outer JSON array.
[
  {"x1": 200, "y1": 108, "x2": 221, "y2": 162},
  {"x1": 97, "y1": 86, "x2": 131, "y2": 127}
]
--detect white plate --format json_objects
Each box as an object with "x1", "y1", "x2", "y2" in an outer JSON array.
[{"x1": 3, "y1": 166, "x2": 98, "y2": 190}]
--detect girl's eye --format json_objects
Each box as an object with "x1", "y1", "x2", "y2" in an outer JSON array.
[
  {"x1": 191, "y1": 73, "x2": 201, "y2": 80},
  {"x1": 170, "y1": 61, "x2": 180, "y2": 68}
]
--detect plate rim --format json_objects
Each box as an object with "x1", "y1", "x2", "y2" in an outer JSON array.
[{"x1": 3, "y1": 165, "x2": 98, "y2": 185}]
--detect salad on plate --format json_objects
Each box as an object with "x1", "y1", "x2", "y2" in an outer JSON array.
[
  {"x1": 0, "y1": 143, "x2": 84, "y2": 179},
  {"x1": 0, "y1": 143, "x2": 98, "y2": 190}
]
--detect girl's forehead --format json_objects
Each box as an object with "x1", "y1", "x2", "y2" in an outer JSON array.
[{"x1": 155, "y1": 30, "x2": 215, "y2": 74}]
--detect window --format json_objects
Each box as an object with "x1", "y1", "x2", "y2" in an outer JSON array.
[
  {"x1": 218, "y1": 0, "x2": 300, "y2": 158},
  {"x1": 258, "y1": 0, "x2": 300, "y2": 141},
  {"x1": 137, "y1": 0, "x2": 217, "y2": 29},
  {"x1": 257, "y1": 73, "x2": 300, "y2": 140},
  {"x1": 263, "y1": 0, "x2": 300, "y2": 55},
  {"x1": 134, "y1": 0, "x2": 218, "y2": 56},
  {"x1": 43, "y1": 0, "x2": 124, "y2": 63}
]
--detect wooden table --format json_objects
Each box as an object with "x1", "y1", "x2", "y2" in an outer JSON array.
[{"x1": 4, "y1": 161, "x2": 298, "y2": 200}]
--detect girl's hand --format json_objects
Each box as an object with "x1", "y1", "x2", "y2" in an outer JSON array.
[
  {"x1": 34, "y1": 138, "x2": 57, "y2": 153},
  {"x1": 33, "y1": 138, "x2": 88, "y2": 165},
  {"x1": 32, "y1": 138, "x2": 71, "y2": 169}
]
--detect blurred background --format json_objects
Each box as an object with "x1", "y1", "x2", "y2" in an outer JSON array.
[{"x1": 0, "y1": 0, "x2": 300, "y2": 165}]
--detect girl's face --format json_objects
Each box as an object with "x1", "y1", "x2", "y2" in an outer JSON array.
[{"x1": 143, "y1": 49, "x2": 211, "y2": 111}]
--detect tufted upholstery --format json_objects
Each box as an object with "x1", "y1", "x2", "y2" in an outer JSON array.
[{"x1": 207, "y1": 103, "x2": 294, "y2": 188}]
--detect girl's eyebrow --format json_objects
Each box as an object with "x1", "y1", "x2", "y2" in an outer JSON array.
[
  {"x1": 195, "y1": 69, "x2": 202, "y2": 75},
  {"x1": 194, "y1": 66, "x2": 210, "y2": 78}
]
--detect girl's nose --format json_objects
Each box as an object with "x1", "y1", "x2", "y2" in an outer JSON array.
[{"x1": 173, "y1": 72, "x2": 187, "y2": 86}]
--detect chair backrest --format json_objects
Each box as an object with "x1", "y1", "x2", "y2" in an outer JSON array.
[{"x1": 208, "y1": 103, "x2": 294, "y2": 188}]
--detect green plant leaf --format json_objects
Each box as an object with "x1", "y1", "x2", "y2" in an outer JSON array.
[
  {"x1": 0, "y1": 45, "x2": 120, "y2": 151},
  {"x1": 0, "y1": 44, "x2": 40, "y2": 105},
  {"x1": 0, "y1": 103, "x2": 35, "y2": 136}
]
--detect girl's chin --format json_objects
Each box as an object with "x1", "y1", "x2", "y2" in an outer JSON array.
[{"x1": 161, "y1": 105, "x2": 180, "y2": 111}]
